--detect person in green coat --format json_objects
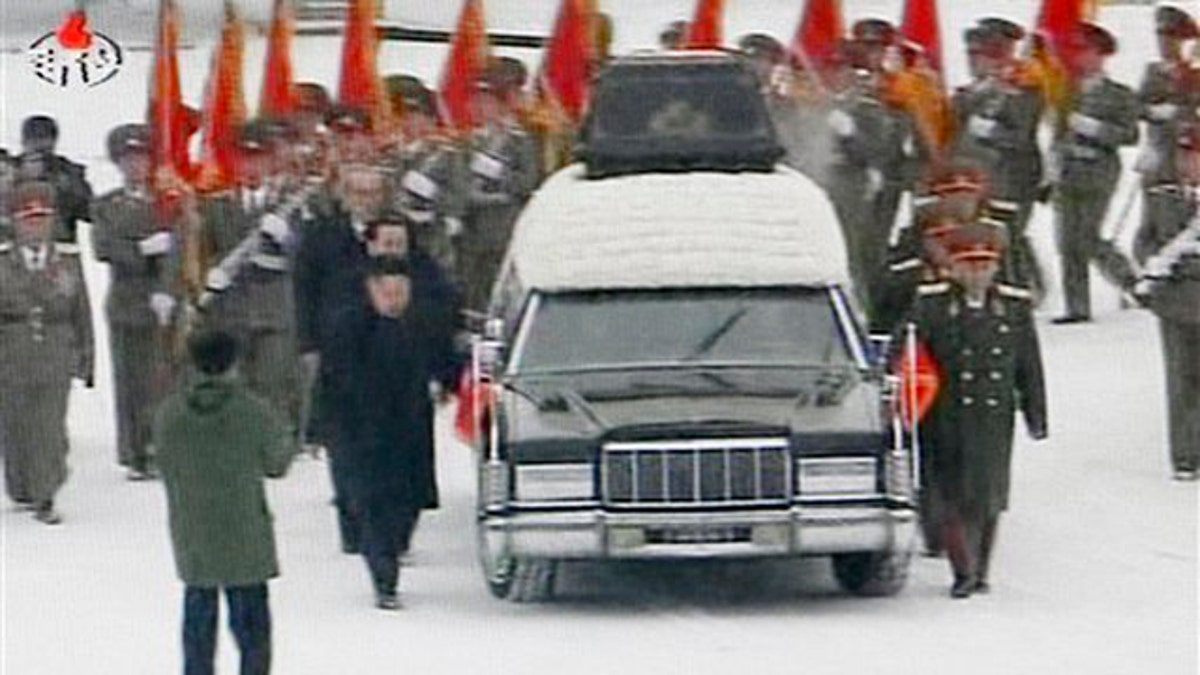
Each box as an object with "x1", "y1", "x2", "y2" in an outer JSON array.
[
  {"x1": 900, "y1": 222, "x2": 1047, "y2": 599},
  {"x1": 153, "y1": 330, "x2": 295, "y2": 675}
]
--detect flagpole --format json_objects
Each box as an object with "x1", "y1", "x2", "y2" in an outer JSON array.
[{"x1": 905, "y1": 322, "x2": 923, "y2": 493}]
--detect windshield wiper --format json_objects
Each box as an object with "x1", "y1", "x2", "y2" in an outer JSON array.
[{"x1": 681, "y1": 307, "x2": 750, "y2": 362}]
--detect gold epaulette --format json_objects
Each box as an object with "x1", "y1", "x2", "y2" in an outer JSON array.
[
  {"x1": 996, "y1": 283, "x2": 1033, "y2": 301},
  {"x1": 918, "y1": 281, "x2": 951, "y2": 296}
]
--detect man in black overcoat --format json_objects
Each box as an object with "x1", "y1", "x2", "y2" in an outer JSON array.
[{"x1": 326, "y1": 256, "x2": 457, "y2": 609}]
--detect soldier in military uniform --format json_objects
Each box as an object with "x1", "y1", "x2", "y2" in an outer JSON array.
[
  {"x1": 825, "y1": 21, "x2": 916, "y2": 318},
  {"x1": 13, "y1": 116, "x2": 93, "y2": 244},
  {"x1": 91, "y1": 123, "x2": 180, "y2": 480},
  {"x1": 387, "y1": 75, "x2": 468, "y2": 276},
  {"x1": 1050, "y1": 23, "x2": 1140, "y2": 324},
  {"x1": 1135, "y1": 6, "x2": 1199, "y2": 282},
  {"x1": 1135, "y1": 127, "x2": 1200, "y2": 481},
  {"x1": 899, "y1": 222, "x2": 1047, "y2": 598},
  {"x1": 953, "y1": 18, "x2": 1046, "y2": 296},
  {"x1": 459, "y1": 61, "x2": 541, "y2": 314},
  {"x1": 200, "y1": 122, "x2": 302, "y2": 441},
  {"x1": 0, "y1": 182, "x2": 94, "y2": 524}
]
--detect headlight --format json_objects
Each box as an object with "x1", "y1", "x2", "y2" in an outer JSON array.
[
  {"x1": 515, "y1": 464, "x2": 594, "y2": 502},
  {"x1": 796, "y1": 457, "x2": 878, "y2": 498}
]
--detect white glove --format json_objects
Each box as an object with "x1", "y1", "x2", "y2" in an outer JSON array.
[
  {"x1": 1134, "y1": 278, "x2": 1154, "y2": 297},
  {"x1": 138, "y1": 231, "x2": 173, "y2": 257},
  {"x1": 258, "y1": 212, "x2": 291, "y2": 243},
  {"x1": 205, "y1": 267, "x2": 232, "y2": 292},
  {"x1": 866, "y1": 168, "x2": 884, "y2": 199},
  {"x1": 1147, "y1": 103, "x2": 1178, "y2": 122},
  {"x1": 968, "y1": 115, "x2": 999, "y2": 139},
  {"x1": 1144, "y1": 256, "x2": 1173, "y2": 278},
  {"x1": 827, "y1": 109, "x2": 856, "y2": 137},
  {"x1": 149, "y1": 292, "x2": 176, "y2": 326},
  {"x1": 445, "y1": 216, "x2": 464, "y2": 237},
  {"x1": 471, "y1": 151, "x2": 508, "y2": 181},
  {"x1": 1068, "y1": 113, "x2": 1105, "y2": 138}
]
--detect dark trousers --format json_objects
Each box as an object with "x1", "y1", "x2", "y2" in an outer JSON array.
[
  {"x1": 1160, "y1": 319, "x2": 1200, "y2": 472},
  {"x1": 326, "y1": 445, "x2": 362, "y2": 553},
  {"x1": 1056, "y1": 179, "x2": 1132, "y2": 317},
  {"x1": 108, "y1": 323, "x2": 163, "y2": 470},
  {"x1": 0, "y1": 380, "x2": 70, "y2": 505},
  {"x1": 360, "y1": 498, "x2": 419, "y2": 595},
  {"x1": 941, "y1": 509, "x2": 1000, "y2": 583},
  {"x1": 183, "y1": 584, "x2": 271, "y2": 675}
]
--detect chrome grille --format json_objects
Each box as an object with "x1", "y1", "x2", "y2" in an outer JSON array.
[{"x1": 602, "y1": 438, "x2": 791, "y2": 507}]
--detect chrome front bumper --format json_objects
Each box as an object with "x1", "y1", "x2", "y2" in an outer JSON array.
[{"x1": 483, "y1": 505, "x2": 917, "y2": 559}]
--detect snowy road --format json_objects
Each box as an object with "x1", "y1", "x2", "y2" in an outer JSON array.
[
  {"x1": 2, "y1": 304, "x2": 1197, "y2": 675},
  {"x1": 3, "y1": 0, "x2": 1199, "y2": 672}
]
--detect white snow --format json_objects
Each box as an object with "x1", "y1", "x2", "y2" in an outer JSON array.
[
  {"x1": 2, "y1": 1, "x2": 1198, "y2": 674},
  {"x1": 510, "y1": 164, "x2": 850, "y2": 292}
]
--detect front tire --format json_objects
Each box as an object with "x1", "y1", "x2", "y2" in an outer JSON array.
[{"x1": 832, "y1": 550, "x2": 911, "y2": 597}]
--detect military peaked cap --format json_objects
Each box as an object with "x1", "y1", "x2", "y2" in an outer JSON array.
[
  {"x1": 1156, "y1": 6, "x2": 1199, "y2": 39},
  {"x1": 738, "y1": 33, "x2": 786, "y2": 61},
  {"x1": 295, "y1": 82, "x2": 333, "y2": 115},
  {"x1": 1074, "y1": 22, "x2": 1117, "y2": 56},
  {"x1": 851, "y1": 18, "x2": 897, "y2": 45},
  {"x1": 976, "y1": 17, "x2": 1025, "y2": 42},
  {"x1": 326, "y1": 105, "x2": 372, "y2": 133},
  {"x1": 106, "y1": 123, "x2": 149, "y2": 162}
]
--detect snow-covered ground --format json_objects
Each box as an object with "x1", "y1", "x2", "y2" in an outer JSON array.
[{"x1": 2, "y1": 1, "x2": 1198, "y2": 673}]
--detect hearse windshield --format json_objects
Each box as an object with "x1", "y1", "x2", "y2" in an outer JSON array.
[{"x1": 512, "y1": 288, "x2": 855, "y2": 375}]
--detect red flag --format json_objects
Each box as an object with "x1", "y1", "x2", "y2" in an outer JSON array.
[
  {"x1": 454, "y1": 368, "x2": 493, "y2": 444},
  {"x1": 148, "y1": 0, "x2": 189, "y2": 190},
  {"x1": 259, "y1": 0, "x2": 297, "y2": 119},
  {"x1": 338, "y1": 0, "x2": 391, "y2": 134},
  {"x1": 900, "y1": 0, "x2": 943, "y2": 77},
  {"x1": 540, "y1": 0, "x2": 595, "y2": 124},
  {"x1": 439, "y1": 0, "x2": 490, "y2": 133},
  {"x1": 195, "y1": 2, "x2": 247, "y2": 193},
  {"x1": 792, "y1": 0, "x2": 844, "y2": 76},
  {"x1": 683, "y1": 0, "x2": 725, "y2": 50},
  {"x1": 892, "y1": 336, "x2": 941, "y2": 431},
  {"x1": 1035, "y1": 0, "x2": 1098, "y2": 73}
]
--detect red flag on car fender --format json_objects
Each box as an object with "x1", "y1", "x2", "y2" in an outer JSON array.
[
  {"x1": 792, "y1": 0, "x2": 844, "y2": 77},
  {"x1": 683, "y1": 0, "x2": 725, "y2": 50},
  {"x1": 338, "y1": 0, "x2": 391, "y2": 134},
  {"x1": 259, "y1": 0, "x2": 297, "y2": 119},
  {"x1": 195, "y1": 2, "x2": 247, "y2": 194},
  {"x1": 900, "y1": 0, "x2": 943, "y2": 77},
  {"x1": 147, "y1": 0, "x2": 193, "y2": 192},
  {"x1": 455, "y1": 368, "x2": 493, "y2": 445},
  {"x1": 540, "y1": 0, "x2": 595, "y2": 124},
  {"x1": 439, "y1": 0, "x2": 490, "y2": 133},
  {"x1": 893, "y1": 334, "x2": 941, "y2": 431}
]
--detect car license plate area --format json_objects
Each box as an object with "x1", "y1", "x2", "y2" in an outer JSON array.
[{"x1": 643, "y1": 526, "x2": 752, "y2": 545}]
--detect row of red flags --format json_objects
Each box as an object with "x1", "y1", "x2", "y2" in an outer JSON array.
[
  {"x1": 145, "y1": 0, "x2": 1099, "y2": 197},
  {"x1": 144, "y1": 0, "x2": 600, "y2": 194}
]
